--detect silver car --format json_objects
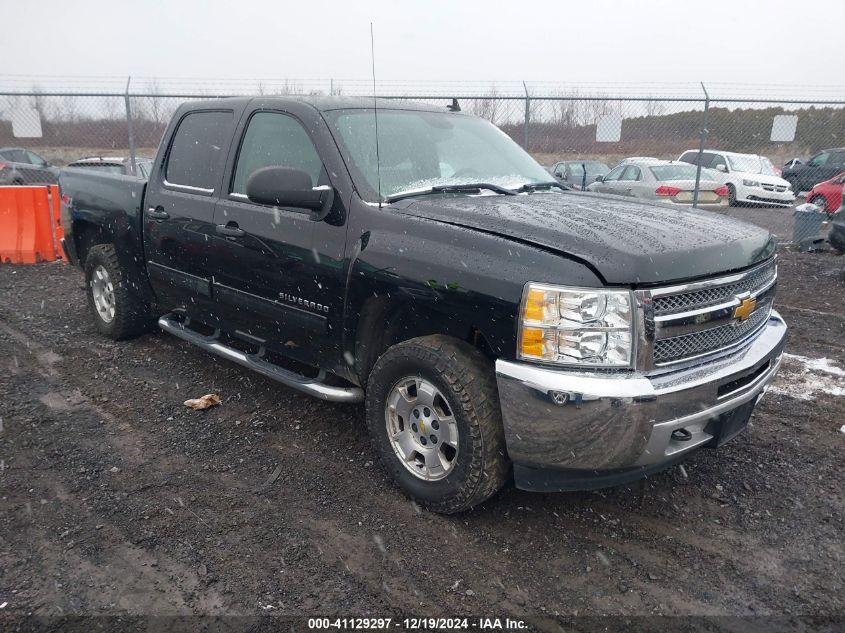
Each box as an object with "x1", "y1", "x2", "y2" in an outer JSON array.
[
  {"x1": 0, "y1": 147, "x2": 59, "y2": 185},
  {"x1": 588, "y1": 159, "x2": 728, "y2": 205}
]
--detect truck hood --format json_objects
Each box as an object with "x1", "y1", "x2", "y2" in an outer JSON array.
[{"x1": 394, "y1": 191, "x2": 775, "y2": 285}]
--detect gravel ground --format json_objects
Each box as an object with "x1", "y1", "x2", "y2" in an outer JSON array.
[{"x1": 0, "y1": 248, "x2": 843, "y2": 630}]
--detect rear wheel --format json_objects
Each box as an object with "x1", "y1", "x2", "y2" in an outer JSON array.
[
  {"x1": 365, "y1": 335, "x2": 509, "y2": 514},
  {"x1": 810, "y1": 195, "x2": 829, "y2": 213},
  {"x1": 84, "y1": 244, "x2": 152, "y2": 340}
]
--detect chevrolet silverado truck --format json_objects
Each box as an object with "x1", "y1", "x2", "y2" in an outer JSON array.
[{"x1": 58, "y1": 97, "x2": 787, "y2": 513}]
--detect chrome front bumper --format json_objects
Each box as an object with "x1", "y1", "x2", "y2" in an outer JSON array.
[{"x1": 495, "y1": 311, "x2": 787, "y2": 485}]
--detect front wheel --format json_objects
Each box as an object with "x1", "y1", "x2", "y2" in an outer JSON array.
[
  {"x1": 365, "y1": 335, "x2": 509, "y2": 514},
  {"x1": 727, "y1": 183, "x2": 738, "y2": 207}
]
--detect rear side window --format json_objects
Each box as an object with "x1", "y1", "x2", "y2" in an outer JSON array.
[
  {"x1": 620, "y1": 165, "x2": 641, "y2": 181},
  {"x1": 231, "y1": 111, "x2": 324, "y2": 195},
  {"x1": 679, "y1": 151, "x2": 697, "y2": 165},
  {"x1": 166, "y1": 110, "x2": 232, "y2": 191},
  {"x1": 4, "y1": 149, "x2": 28, "y2": 162}
]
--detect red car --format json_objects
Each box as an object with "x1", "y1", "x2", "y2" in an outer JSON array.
[{"x1": 807, "y1": 171, "x2": 845, "y2": 214}]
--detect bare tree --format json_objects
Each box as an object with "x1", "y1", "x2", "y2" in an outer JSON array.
[
  {"x1": 471, "y1": 85, "x2": 501, "y2": 124},
  {"x1": 644, "y1": 96, "x2": 666, "y2": 117}
]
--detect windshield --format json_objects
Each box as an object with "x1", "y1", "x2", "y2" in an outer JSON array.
[
  {"x1": 567, "y1": 161, "x2": 609, "y2": 178},
  {"x1": 68, "y1": 163, "x2": 124, "y2": 175},
  {"x1": 649, "y1": 164, "x2": 701, "y2": 181},
  {"x1": 759, "y1": 157, "x2": 777, "y2": 176},
  {"x1": 325, "y1": 109, "x2": 552, "y2": 201},
  {"x1": 727, "y1": 154, "x2": 765, "y2": 174}
]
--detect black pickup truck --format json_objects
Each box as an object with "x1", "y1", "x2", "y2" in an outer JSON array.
[{"x1": 59, "y1": 97, "x2": 787, "y2": 513}]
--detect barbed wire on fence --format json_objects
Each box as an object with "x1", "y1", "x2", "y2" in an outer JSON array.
[{"x1": 1, "y1": 76, "x2": 843, "y2": 171}]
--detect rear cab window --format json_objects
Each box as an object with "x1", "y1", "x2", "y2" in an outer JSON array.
[{"x1": 165, "y1": 110, "x2": 233, "y2": 192}]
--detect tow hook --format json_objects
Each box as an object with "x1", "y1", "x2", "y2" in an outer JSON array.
[{"x1": 671, "y1": 428, "x2": 693, "y2": 442}]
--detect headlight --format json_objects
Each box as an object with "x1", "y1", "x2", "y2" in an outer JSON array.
[
  {"x1": 742, "y1": 179, "x2": 760, "y2": 187},
  {"x1": 518, "y1": 283, "x2": 634, "y2": 367}
]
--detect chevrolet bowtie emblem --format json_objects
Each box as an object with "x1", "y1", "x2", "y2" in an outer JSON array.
[{"x1": 733, "y1": 296, "x2": 757, "y2": 321}]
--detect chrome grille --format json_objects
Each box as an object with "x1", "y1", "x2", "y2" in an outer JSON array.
[
  {"x1": 654, "y1": 300, "x2": 772, "y2": 364},
  {"x1": 653, "y1": 259, "x2": 776, "y2": 316},
  {"x1": 761, "y1": 183, "x2": 788, "y2": 192}
]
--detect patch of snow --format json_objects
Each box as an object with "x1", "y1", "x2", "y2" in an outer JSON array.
[{"x1": 768, "y1": 353, "x2": 845, "y2": 401}]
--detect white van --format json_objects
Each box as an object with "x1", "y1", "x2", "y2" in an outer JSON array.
[{"x1": 678, "y1": 150, "x2": 795, "y2": 207}]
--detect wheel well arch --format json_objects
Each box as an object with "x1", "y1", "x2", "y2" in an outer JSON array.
[
  {"x1": 353, "y1": 297, "x2": 496, "y2": 386},
  {"x1": 73, "y1": 220, "x2": 111, "y2": 266}
]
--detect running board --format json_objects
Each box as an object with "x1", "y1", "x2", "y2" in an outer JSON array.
[{"x1": 157, "y1": 314, "x2": 363, "y2": 403}]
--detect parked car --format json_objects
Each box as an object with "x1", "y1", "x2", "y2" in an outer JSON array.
[
  {"x1": 782, "y1": 148, "x2": 845, "y2": 194},
  {"x1": 0, "y1": 147, "x2": 59, "y2": 185},
  {"x1": 550, "y1": 160, "x2": 610, "y2": 190},
  {"x1": 617, "y1": 156, "x2": 659, "y2": 166},
  {"x1": 678, "y1": 149, "x2": 795, "y2": 207},
  {"x1": 58, "y1": 96, "x2": 786, "y2": 513},
  {"x1": 805, "y1": 172, "x2": 845, "y2": 214},
  {"x1": 588, "y1": 159, "x2": 729, "y2": 205},
  {"x1": 66, "y1": 156, "x2": 154, "y2": 178}
]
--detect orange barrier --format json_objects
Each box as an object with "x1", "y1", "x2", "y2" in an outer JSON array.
[
  {"x1": 48, "y1": 185, "x2": 67, "y2": 261},
  {"x1": 0, "y1": 185, "x2": 64, "y2": 264}
]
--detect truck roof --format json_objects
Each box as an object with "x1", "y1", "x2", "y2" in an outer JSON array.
[{"x1": 178, "y1": 95, "x2": 458, "y2": 114}]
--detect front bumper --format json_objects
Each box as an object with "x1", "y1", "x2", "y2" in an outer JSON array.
[
  {"x1": 736, "y1": 184, "x2": 795, "y2": 206},
  {"x1": 495, "y1": 311, "x2": 787, "y2": 491}
]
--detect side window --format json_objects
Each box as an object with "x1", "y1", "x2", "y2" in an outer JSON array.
[
  {"x1": 830, "y1": 151, "x2": 845, "y2": 166},
  {"x1": 711, "y1": 155, "x2": 727, "y2": 170},
  {"x1": 26, "y1": 151, "x2": 47, "y2": 166},
  {"x1": 7, "y1": 149, "x2": 28, "y2": 163},
  {"x1": 808, "y1": 152, "x2": 829, "y2": 167},
  {"x1": 231, "y1": 111, "x2": 323, "y2": 195},
  {"x1": 604, "y1": 166, "x2": 625, "y2": 181},
  {"x1": 166, "y1": 110, "x2": 233, "y2": 191},
  {"x1": 620, "y1": 166, "x2": 641, "y2": 181}
]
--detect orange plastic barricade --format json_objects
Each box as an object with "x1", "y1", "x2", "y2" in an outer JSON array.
[
  {"x1": 48, "y1": 185, "x2": 67, "y2": 261},
  {"x1": 0, "y1": 186, "x2": 59, "y2": 264}
]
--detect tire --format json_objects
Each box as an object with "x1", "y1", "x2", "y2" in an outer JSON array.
[
  {"x1": 809, "y1": 195, "x2": 828, "y2": 213},
  {"x1": 84, "y1": 244, "x2": 152, "y2": 340},
  {"x1": 727, "y1": 183, "x2": 738, "y2": 207},
  {"x1": 365, "y1": 335, "x2": 509, "y2": 514}
]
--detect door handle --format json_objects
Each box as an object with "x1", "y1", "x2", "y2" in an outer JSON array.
[
  {"x1": 216, "y1": 222, "x2": 245, "y2": 238},
  {"x1": 147, "y1": 206, "x2": 169, "y2": 220}
]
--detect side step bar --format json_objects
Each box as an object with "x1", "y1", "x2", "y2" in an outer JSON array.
[{"x1": 158, "y1": 314, "x2": 364, "y2": 403}]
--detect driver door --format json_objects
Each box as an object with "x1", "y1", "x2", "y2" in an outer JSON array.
[
  {"x1": 595, "y1": 165, "x2": 624, "y2": 194},
  {"x1": 209, "y1": 109, "x2": 344, "y2": 364}
]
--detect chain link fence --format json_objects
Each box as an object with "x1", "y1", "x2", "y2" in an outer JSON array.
[{"x1": 1, "y1": 80, "x2": 844, "y2": 199}]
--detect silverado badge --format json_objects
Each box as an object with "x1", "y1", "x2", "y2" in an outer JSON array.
[{"x1": 733, "y1": 296, "x2": 757, "y2": 322}]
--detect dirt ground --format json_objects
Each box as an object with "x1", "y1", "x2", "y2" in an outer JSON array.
[{"x1": 0, "y1": 248, "x2": 843, "y2": 630}]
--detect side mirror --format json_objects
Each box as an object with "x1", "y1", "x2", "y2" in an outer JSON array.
[
  {"x1": 594, "y1": 175, "x2": 603, "y2": 182},
  {"x1": 246, "y1": 166, "x2": 332, "y2": 216},
  {"x1": 716, "y1": 164, "x2": 728, "y2": 173}
]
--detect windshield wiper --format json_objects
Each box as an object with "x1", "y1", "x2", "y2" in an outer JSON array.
[
  {"x1": 512, "y1": 181, "x2": 570, "y2": 193},
  {"x1": 384, "y1": 183, "x2": 518, "y2": 204}
]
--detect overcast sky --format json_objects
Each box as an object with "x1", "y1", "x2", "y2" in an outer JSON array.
[{"x1": 4, "y1": 0, "x2": 842, "y2": 93}]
